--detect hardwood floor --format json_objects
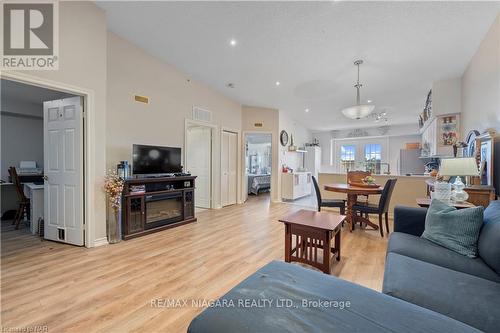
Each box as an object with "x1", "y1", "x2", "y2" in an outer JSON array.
[{"x1": 1, "y1": 194, "x2": 389, "y2": 333}]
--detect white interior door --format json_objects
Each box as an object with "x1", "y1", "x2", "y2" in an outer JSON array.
[
  {"x1": 186, "y1": 126, "x2": 212, "y2": 208},
  {"x1": 222, "y1": 131, "x2": 237, "y2": 207},
  {"x1": 43, "y1": 97, "x2": 84, "y2": 246}
]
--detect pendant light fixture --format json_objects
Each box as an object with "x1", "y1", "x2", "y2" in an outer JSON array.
[{"x1": 341, "y1": 60, "x2": 375, "y2": 120}]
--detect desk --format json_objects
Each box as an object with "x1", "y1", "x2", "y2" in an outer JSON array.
[
  {"x1": 24, "y1": 183, "x2": 44, "y2": 234},
  {"x1": 324, "y1": 183, "x2": 383, "y2": 231}
]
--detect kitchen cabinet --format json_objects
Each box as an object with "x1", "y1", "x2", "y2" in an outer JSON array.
[
  {"x1": 281, "y1": 172, "x2": 312, "y2": 200},
  {"x1": 420, "y1": 113, "x2": 460, "y2": 158}
]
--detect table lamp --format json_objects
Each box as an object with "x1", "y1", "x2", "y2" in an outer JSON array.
[{"x1": 439, "y1": 157, "x2": 479, "y2": 202}]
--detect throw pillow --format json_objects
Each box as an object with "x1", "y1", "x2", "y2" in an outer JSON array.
[{"x1": 422, "y1": 199, "x2": 484, "y2": 257}]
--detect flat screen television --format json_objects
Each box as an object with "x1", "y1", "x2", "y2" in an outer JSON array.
[{"x1": 132, "y1": 144, "x2": 182, "y2": 175}]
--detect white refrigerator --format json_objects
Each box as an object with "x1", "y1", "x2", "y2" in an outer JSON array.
[
  {"x1": 399, "y1": 149, "x2": 427, "y2": 175},
  {"x1": 305, "y1": 146, "x2": 322, "y2": 179}
]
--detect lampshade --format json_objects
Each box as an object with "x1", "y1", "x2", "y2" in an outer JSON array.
[
  {"x1": 439, "y1": 157, "x2": 479, "y2": 176},
  {"x1": 341, "y1": 104, "x2": 375, "y2": 120}
]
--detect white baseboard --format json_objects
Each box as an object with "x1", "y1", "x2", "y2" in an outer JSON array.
[{"x1": 93, "y1": 237, "x2": 109, "y2": 247}]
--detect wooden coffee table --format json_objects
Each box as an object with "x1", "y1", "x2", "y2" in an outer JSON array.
[{"x1": 278, "y1": 209, "x2": 345, "y2": 274}]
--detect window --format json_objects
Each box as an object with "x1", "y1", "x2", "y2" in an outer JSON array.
[
  {"x1": 365, "y1": 144, "x2": 381, "y2": 161},
  {"x1": 365, "y1": 143, "x2": 382, "y2": 174},
  {"x1": 340, "y1": 145, "x2": 356, "y2": 161},
  {"x1": 340, "y1": 145, "x2": 356, "y2": 171}
]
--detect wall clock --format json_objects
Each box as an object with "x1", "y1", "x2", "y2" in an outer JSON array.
[{"x1": 280, "y1": 130, "x2": 289, "y2": 146}]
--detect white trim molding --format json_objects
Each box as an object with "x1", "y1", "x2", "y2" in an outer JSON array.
[
  {"x1": 93, "y1": 237, "x2": 109, "y2": 247},
  {"x1": 1, "y1": 71, "x2": 99, "y2": 248}
]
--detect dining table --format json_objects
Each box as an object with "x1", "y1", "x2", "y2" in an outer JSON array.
[{"x1": 324, "y1": 183, "x2": 383, "y2": 231}]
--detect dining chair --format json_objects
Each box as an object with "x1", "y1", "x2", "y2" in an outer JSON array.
[
  {"x1": 8, "y1": 167, "x2": 30, "y2": 230},
  {"x1": 312, "y1": 176, "x2": 346, "y2": 215},
  {"x1": 352, "y1": 178, "x2": 398, "y2": 237},
  {"x1": 347, "y1": 170, "x2": 371, "y2": 205},
  {"x1": 347, "y1": 170, "x2": 371, "y2": 185}
]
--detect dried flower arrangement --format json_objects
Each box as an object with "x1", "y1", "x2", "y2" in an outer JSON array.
[{"x1": 104, "y1": 170, "x2": 124, "y2": 213}]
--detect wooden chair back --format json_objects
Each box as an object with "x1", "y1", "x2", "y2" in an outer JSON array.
[
  {"x1": 311, "y1": 176, "x2": 323, "y2": 211},
  {"x1": 8, "y1": 167, "x2": 28, "y2": 202},
  {"x1": 347, "y1": 170, "x2": 371, "y2": 185}
]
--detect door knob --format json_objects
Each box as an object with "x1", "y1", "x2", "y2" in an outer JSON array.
[{"x1": 43, "y1": 175, "x2": 49, "y2": 181}]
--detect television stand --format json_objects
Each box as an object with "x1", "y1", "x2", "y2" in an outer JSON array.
[{"x1": 121, "y1": 175, "x2": 197, "y2": 240}]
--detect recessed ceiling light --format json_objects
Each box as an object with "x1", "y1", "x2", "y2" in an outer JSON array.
[
  {"x1": 275, "y1": 81, "x2": 281, "y2": 86},
  {"x1": 229, "y1": 39, "x2": 237, "y2": 46},
  {"x1": 367, "y1": 99, "x2": 372, "y2": 103},
  {"x1": 305, "y1": 108, "x2": 310, "y2": 113}
]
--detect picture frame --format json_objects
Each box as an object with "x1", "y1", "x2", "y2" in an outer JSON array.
[{"x1": 438, "y1": 115, "x2": 459, "y2": 147}]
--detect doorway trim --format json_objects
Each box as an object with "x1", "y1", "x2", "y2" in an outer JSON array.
[
  {"x1": 184, "y1": 119, "x2": 218, "y2": 209},
  {"x1": 1, "y1": 71, "x2": 97, "y2": 248},
  {"x1": 242, "y1": 131, "x2": 274, "y2": 203},
  {"x1": 221, "y1": 127, "x2": 241, "y2": 206}
]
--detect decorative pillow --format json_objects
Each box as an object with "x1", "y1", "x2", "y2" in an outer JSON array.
[
  {"x1": 422, "y1": 199, "x2": 484, "y2": 257},
  {"x1": 478, "y1": 201, "x2": 500, "y2": 273}
]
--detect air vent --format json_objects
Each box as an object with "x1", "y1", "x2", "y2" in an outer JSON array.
[
  {"x1": 134, "y1": 95, "x2": 149, "y2": 104},
  {"x1": 192, "y1": 106, "x2": 212, "y2": 123}
]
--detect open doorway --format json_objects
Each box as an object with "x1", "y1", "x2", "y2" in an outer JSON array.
[
  {"x1": 244, "y1": 133, "x2": 272, "y2": 202},
  {"x1": 185, "y1": 122, "x2": 214, "y2": 209},
  {"x1": 1, "y1": 79, "x2": 85, "y2": 246}
]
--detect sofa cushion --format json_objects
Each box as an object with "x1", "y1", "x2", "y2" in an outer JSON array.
[
  {"x1": 478, "y1": 201, "x2": 500, "y2": 274},
  {"x1": 189, "y1": 261, "x2": 479, "y2": 333},
  {"x1": 388, "y1": 232, "x2": 500, "y2": 282},
  {"x1": 422, "y1": 199, "x2": 483, "y2": 257},
  {"x1": 383, "y1": 253, "x2": 500, "y2": 333}
]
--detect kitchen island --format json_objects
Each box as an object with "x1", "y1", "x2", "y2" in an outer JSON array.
[{"x1": 318, "y1": 173, "x2": 430, "y2": 217}]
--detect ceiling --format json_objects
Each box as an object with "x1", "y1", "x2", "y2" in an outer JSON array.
[
  {"x1": 98, "y1": 1, "x2": 499, "y2": 131},
  {"x1": 1, "y1": 79, "x2": 73, "y2": 106}
]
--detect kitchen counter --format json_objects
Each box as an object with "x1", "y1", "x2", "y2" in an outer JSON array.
[{"x1": 320, "y1": 172, "x2": 430, "y2": 178}]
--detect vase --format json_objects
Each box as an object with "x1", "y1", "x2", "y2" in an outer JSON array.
[{"x1": 107, "y1": 202, "x2": 122, "y2": 244}]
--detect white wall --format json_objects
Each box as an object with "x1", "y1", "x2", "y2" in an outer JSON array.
[
  {"x1": 432, "y1": 78, "x2": 462, "y2": 116},
  {"x1": 0, "y1": 99, "x2": 44, "y2": 181},
  {"x1": 461, "y1": 13, "x2": 500, "y2": 194},
  {"x1": 462, "y1": 14, "x2": 500, "y2": 134},
  {"x1": 278, "y1": 110, "x2": 312, "y2": 171},
  {"x1": 106, "y1": 32, "x2": 242, "y2": 209}
]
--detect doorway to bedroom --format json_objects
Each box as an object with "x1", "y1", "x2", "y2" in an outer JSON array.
[{"x1": 244, "y1": 133, "x2": 272, "y2": 202}]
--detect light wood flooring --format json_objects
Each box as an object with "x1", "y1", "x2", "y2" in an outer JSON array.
[{"x1": 1, "y1": 194, "x2": 389, "y2": 333}]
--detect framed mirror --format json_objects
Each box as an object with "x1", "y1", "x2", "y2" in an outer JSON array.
[{"x1": 477, "y1": 130, "x2": 496, "y2": 186}]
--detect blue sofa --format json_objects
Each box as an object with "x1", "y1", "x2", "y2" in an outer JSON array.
[
  {"x1": 188, "y1": 202, "x2": 500, "y2": 332},
  {"x1": 189, "y1": 261, "x2": 479, "y2": 332},
  {"x1": 383, "y1": 200, "x2": 500, "y2": 333}
]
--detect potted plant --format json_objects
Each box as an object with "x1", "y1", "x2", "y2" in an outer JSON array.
[{"x1": 104, "y1": 170, "x2": 124, "y2": 244}]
